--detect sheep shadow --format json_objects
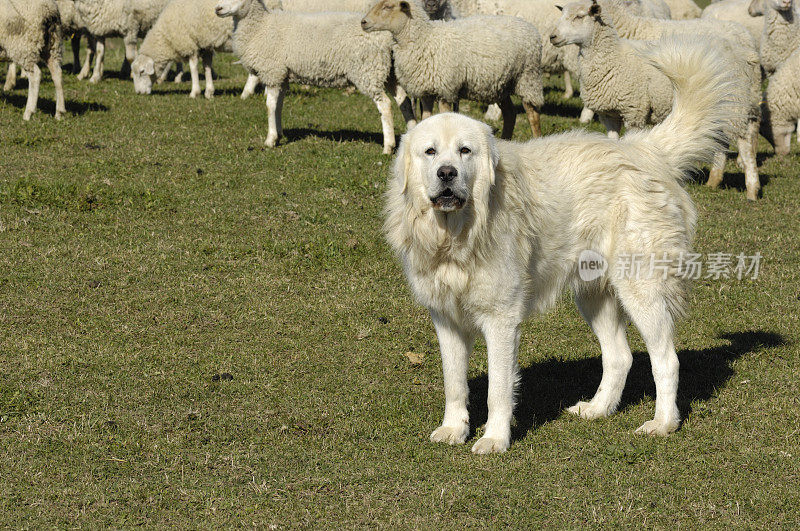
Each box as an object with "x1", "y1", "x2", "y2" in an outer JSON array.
[
  {"x1": 282, "y1": 127, "x2": 384, "y2": 147},
  {"x1": 0, "y1": 92, "x2": 107, "y2": 117},
  {"x1": 465, "y1": 330, "x2": 785, "y2": 441}
]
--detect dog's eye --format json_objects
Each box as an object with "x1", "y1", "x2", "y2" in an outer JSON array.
[
  {"x1": 425, "y1": 147, "x2": 436, "y2": 156},
  {"x1": 459, "y1": 147, "x2": 471, "y2": 155}
]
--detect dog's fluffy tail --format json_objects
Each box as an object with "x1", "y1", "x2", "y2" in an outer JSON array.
[{"x1": 633, "y1": 35, "x2": 749, "y2": 180}]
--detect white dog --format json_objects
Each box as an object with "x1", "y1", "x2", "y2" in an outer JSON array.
[{"x1": 384, "y1": 36, "x2": 747, "y2": 453}]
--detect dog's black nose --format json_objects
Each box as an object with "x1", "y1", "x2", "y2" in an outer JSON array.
[{"x1": 437, "y1": 165, "x2": 458, "y2": 182}]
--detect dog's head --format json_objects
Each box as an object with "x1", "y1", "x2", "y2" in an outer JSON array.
[{"x1": 393, "y1": 113, "x2": 498, "y2": 217}]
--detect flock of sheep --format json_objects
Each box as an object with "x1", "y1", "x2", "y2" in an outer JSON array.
[{"x1": 2, "y1": 0, "x2": 800, "y2": 200}]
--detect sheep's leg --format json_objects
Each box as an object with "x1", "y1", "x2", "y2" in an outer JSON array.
[
  {"x1": 174, "y1": 63, "x2": 184, "y2": 83},
  {"x1": 89, "y1": 37, "x2": 105, "y2": 83},
  {"x1": 157, "y1": 62, "x2": 173, "y2": 84},
  {"x1": 276, "y1": 82, "x2": 286, "y2": 137},
  {"x1": 389, "y1": 83, "x2": 416, "y2": 129},
  {"x1": 70, "y1": 33, "x2": 81, "y2": 74},
  {"x1": 188, "y1": 53, "x2": 201, "y2": 98},
  {"x1": 792, "y1": 119, "x2": 800, "y2": 144},
  {"x1": 737, "y1": 133, "x2": 760, "y2": 201},
  {"x1": 421, "y1": 96, "x2": 435, "y2": 120},
  {"x1": 580, "y1": 106, "x2": 595, "y2": 124},
  {"x1": 201, "y1": 50, "x2": 214, "y2": 99},
  {"x1": 241, "y1": 73, "x2": 259, "y2": 99},
  {"x1": 499, "y1": 97, "x2": 517, "y2": 139},
  {"x1": 563, "y1": 71, "x2": 574, "y2": 100},
  {"x1": 598, "y1": 114, "x2": 622, "y2": 139},
  {"x1": 373, "y1": 92, "x2": 396, "y2": 155},
  {"x1": 707, "y1": 150, "x2": 726, "y2": 188},
  {"x1": 265, "y1": 85, "x2": 283, "y2": 147},
  {"x1": 3, "y1": 63, "x2": 17, "y2": 91},
  {"x1": 48, "y1": 55, "x2": 66, "y2": 120},
  {"x1": 120, "y1": 35, "x2": 136, "y2": 79},
  {"x1": 439, "y1": 100, "x2": 453, "y2": 113},
  {"x1": 22, "y1": 65, "x2": 42, "y2": 121},
  {"x1": 523, "y1": 101, "x2": 541, "y2": 138},
  {"x1": 484, "y1": 103, "x2": 502, "y2": 122},
  {"x1": 77, "y1": 35, "x2": 95, "y2": 80}
]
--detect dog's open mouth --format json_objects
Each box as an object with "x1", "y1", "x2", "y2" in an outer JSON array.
[{"x1": 431, "y1": 189, "x2": 465, "y2": 211}]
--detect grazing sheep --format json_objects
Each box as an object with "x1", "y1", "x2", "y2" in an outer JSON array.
[
  {"x1": 752, "y1": 0, "x2": 800, "y2": 75},
  {"x1": 73, "y1": 0, "x2": 170, "y2": 83},
  {"x1": 1, "y1": 0, "x2": 66, "y2": 120},
  {"x1": 362, "y1": 0, "x2": 544, "y2": 139},
  {"x1": 761, "y1": 46, "x2": 800, "y2": 155},
  {"x1": 662, "y1": 0, "x2": 700, "y2": 19},
  {"x1": 556, "y1": 0, "x2": 762, "y2": 200},
  {"x1": 702, "y1": 0, "x2": 764, "y2": 44},
  {"x1": 215, "y1": 0, "x2": 415, "y2": 154},
  {"x1": 131, "y1": 0, "x2": 258, "y2": 98}
]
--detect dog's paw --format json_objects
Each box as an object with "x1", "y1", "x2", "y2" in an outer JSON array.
[
  {"x1": 567, "y1": 400, "x2": 612, "y2": 420},
  {"x1": 471, "y1": 436, "x2": 509, "y2": 454},
  {"x1": 430, "y1": 424, "x2": 469, "y2": 445},
  {"x1": 635, "y1": 419, "x2": 679, "y2": 436}
]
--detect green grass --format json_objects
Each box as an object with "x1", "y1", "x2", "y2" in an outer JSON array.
[{"x1": 1, "y1": 39, "x2": 799, "y2": 527}]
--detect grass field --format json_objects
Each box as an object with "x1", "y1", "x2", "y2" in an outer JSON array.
[{"x1": 1, "y1": 39, "x2": 799, "y2": 527}]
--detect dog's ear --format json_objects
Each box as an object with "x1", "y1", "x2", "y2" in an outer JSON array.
[
  {"x1": 393, "y1": 134, "x2": 411, "y2": 195},
  {"x1": 479, "y1": 125, "x2": 498, "y2": 188}
]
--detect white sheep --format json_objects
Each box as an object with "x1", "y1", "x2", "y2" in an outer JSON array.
[
  {"x1": 623, "y1": 0, "x2": 671, "y2": 18},
  {"x1": 131, "y1": 0, "x2": 257, "y2": 98},
  {"x1": 701, "y1": 0, "x2": 764, "y2": 44},
  {"x1": 362, "y1": 0, "x2": 544, "y2": 139},
  {"x1": 662, "y1": 0, "x2": 700, "y2": 19},
  {"x1": 750, "y1": 0, "x2": 800, "y2": 75},
  {"x1": 555, "y1": 0, "x2": 762, "y2": 200},
  {"x1": 215, "y1": 0, "x2": 416, "y2": 154},
  {"x1": 73, "y1": 0, "x2": 170, "y2": 83},
  {"x1": 238, "y1": 0, "x2": 456, "y2": 100},
  {"x1": 760, "y1": 46, "x2": 800, "y2": 155},
  {"x1": 282, "y1": 0, "x2": 458, "y2": 19},
  {"x1": 551, "y1": 1, "x2": 674, "y2": 137},
  {"x1": 1, "y1": 0, "x2": 66, "y2": 120}
]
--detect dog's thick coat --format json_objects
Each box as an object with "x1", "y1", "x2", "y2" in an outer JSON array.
[{"x1": 385, "y1": 36, "x2": 747, "y2": 453}]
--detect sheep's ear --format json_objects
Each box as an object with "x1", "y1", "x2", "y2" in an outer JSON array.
[
  {"x1": 399, "y1": 0, "x2": 411, "y2": 14},
  {"x1": 589, "y1": 1, "x2": 601, "y2": 16}
]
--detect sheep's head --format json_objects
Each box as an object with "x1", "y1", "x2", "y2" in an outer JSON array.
[
  {"x1": 764, "y1": 0, "x2": 794, "y2": 13},
  {"x1": 362, "y1": 0, "x2": 415, "y2": 34},
  {"x1": 550, "y1": 0, "x2": 601, "y2": 47},
  {"x1": 748, "y1": 0, "x2": 766, "y2": 16},
  {"x1": 131, "y1": 55, "x2": 156, "y2": 95},
  {"x1": 215, "y1": 0, "x2": 250, "y2": 18}
]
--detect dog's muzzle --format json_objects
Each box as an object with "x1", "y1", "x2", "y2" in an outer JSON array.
[{"x1": 431, "y1": 188, "x2": 465, "y2": 211}]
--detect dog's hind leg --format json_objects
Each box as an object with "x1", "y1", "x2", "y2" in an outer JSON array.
[
  {"x1": 618, "y1": 288, "x2": 681, "y2": 436},
  {"x1": 429, "y1": 310, "x2": 474, "y2": 447},
  {"x1": 472, "y1": 320, "x2": 521, "y2": 454},
  {"x1": 568, "y1": 289, "x2": 632, "y2": 420}
]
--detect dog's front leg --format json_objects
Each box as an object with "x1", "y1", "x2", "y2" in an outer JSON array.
[
  {"x1": 472, "y1": 320, "x2": 520, "y2": 454},
  {"x1": 429, "y1": 310, "x2": 474, "y2": 446}
]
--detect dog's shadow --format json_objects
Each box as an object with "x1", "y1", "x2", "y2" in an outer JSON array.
[{"x1": 466, "y1": 330, "x2": 786, "y2": 441}]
